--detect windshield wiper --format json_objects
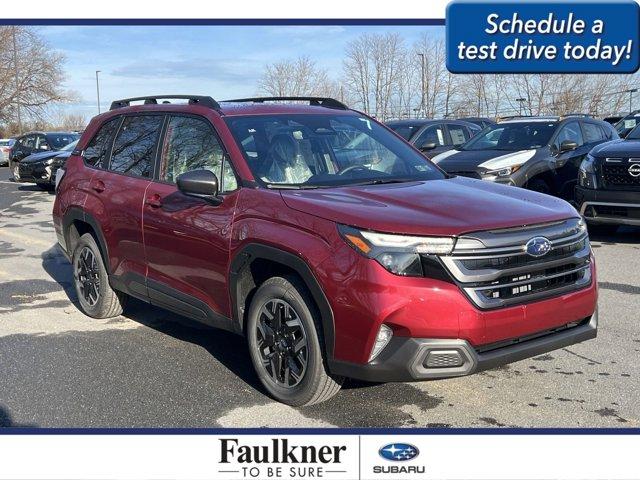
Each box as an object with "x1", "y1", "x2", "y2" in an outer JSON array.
[{"x1": 265, "y1": 183, "x2": 322, "y2": 190}]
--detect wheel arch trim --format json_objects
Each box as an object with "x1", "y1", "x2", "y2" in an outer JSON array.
[
  {"x1": 62, "y1": 207, "x2": 111, "y2": 274},
  {"x1": 229, "y1": 243, "x2": 335, "y2": 359}
]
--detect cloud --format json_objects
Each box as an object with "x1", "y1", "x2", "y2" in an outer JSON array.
[{"x1": 111, "y1": 58, "x2": 260, "y2": 84}]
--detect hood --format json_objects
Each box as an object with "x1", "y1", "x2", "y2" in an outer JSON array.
[
  {"x1": 280, "y1": 177, "x2": 578, "y2": 237},
  {"x1": 590, "y1": 138, "x2": 640, "y2": 157},
  {"x1": 21, "y1": 150, "x2": 59, "y2": 164},
  {"x1": 432, "y1": 148, "x2": 539, "y2": 172}
]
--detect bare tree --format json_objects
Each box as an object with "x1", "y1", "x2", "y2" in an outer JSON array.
[
  {"x1": 0, "y1": 26, "x2": 71, "y2": 128},
  {"x1": 258, "y1": 56, "x2": 338, "y2": 98}
]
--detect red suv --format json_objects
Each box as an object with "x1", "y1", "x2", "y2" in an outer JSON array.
[{"x1": 53, "y1": 95, "x2": 598, "y2": 406}]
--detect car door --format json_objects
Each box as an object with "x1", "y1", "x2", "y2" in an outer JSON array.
[
  {"x1": 412, "y1": 124, "x2": 448, "y2": 159},
  {"x1": 86, "y1": 114, "x2": 163, "y2": 293},
  {"x1": 142, "y1": 114, "x2": 240, "y2": 327},
  {"x1": 551, "y1": 121, "x2": 588, "y2": 199}
]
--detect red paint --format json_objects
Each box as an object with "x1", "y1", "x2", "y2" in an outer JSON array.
[{"x1": 54, "y1": 101, "x2": 598, "y2": 370}]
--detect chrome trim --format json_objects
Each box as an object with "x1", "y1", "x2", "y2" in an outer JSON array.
[
  {"x1": 464, "y1": 264, "x2": 592, "y2": 309},
  {"x1": 436, "y1": 218, "x2": 592, "y2": 309}
]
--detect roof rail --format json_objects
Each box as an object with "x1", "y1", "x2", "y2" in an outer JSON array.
[
  {"x1": 223, "y1": 96, "x2": 349, "y2": 110},
  {"x1": 562, "y1": 113, "x2": 595, "y2": 119},
  {"x1": 109, "y1": 95, "x2": 221, "y2": 111},
  {"x1": 499, "y1": 115, "x2": 559, "y2": 121}
]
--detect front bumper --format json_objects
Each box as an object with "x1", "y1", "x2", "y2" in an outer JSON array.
[
  {"x1": 15, "y1": 162, "x2": 56, "y2": 184},
  {"x1": 329, "y1": 310, "x2": 597, "y2": 382},
  {"x1": 575, "y1": 186, "x2": 640, "y2": 226}
]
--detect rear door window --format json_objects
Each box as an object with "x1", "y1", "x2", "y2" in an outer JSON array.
[
  {"x1": 84, "y1": 117, "x2": 121, "y2": 168},
  {"x1": 447, "y1": 124, "x2": 470, "y2": 146},
  {"x1": 110, "y1": 115, "x2": 163, "y2": 178}
]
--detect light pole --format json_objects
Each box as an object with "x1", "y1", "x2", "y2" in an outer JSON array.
[
  {"x1": 95, "y1": 70, "x2": 101, "y2": 114},
  {"x1": 12, "y1": 26, "x2": 22, "y2": 134},
  {"x1": 516, "y1": 97, "x2": 526, "y2": 116},
  {"x1": 417, "y1": 53, "x2": 425, "y2": 118},
  {"x1": 626, "y1": 88, "x2": 638, "y2": 113}
]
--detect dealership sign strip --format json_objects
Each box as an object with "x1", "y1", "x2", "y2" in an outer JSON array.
[{"x1": 0, "y1": 433, "x2": 639, "y2": 479}]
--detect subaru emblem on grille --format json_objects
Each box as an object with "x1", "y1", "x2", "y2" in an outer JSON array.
[
  {"x1": 629, "y1": 164, "x2": 640, "y2": 177},
  {"x1": 525, "y1": 236, "x2": 552, "y2": 257}
]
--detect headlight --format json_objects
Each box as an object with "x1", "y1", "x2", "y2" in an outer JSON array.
[
  {"x1": 578, "y1": 155, "x2": 597, "y2": 189},
  {"x1": 482, "y1": 164, "x2": 522, "y2": 178},
  {"x1": 338, "y1": 225, "x2": 455, "y2": 277},
  {"x1": 44, "y1": 157, "x2": 55, "y2": 165}
]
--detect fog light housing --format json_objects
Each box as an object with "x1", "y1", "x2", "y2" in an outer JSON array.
[
  {"x1": 369, "y1": 324, "x2": 393, "y2": 362},
  {"x1": 424, "y1": 350, "x2": 464, "y2": 368}
]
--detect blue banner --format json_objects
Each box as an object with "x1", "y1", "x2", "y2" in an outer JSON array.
[{"x1": 446, "y1": 0, "x2": 640, "y2": 73}]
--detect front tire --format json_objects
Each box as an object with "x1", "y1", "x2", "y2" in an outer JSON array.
[
  {"x1": 247, "y1": 276, "x2": 343, "y2": 406},
  {"x1": 72, "y1": 233, "x2": 127, "y2": 318}
]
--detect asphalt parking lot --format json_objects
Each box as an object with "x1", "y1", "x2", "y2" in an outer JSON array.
[{"x1": 0, "y1": 166, "x2": 639, "y2": 428}]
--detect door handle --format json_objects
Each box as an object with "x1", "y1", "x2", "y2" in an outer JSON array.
[
  {"x1": 90, "y1": 180, "x2": 105, "y2": 193},
  {"x1": 145, "y1": 193, "x2": 162, "y2": 208}
]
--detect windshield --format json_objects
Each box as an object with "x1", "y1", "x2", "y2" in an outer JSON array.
[
  {"x1": 615, "y1": 113, "x2": 640, "y2": 136},
  {"x1": 46, "y1": 133, "x2": 80, "y2": 150},
  {"x1": 460, "y1": 122, "x2": 557, "y2": 151},
  {"x1": 225, "y1": 114, "x2": 445, "y2": 188},
  {"x1": 625, "y1": 124, "x2": 640, "y2": 139},
  {"x1": 386, "y1": 123, "x2": 422, "y2": 141},
  {"x1": 61, "y1": 139, "x2": 79, "y2": 152}
]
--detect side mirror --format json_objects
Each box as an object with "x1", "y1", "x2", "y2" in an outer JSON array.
[
  {"x1": 559, "y1": 140, "x2": 578, "y2": 153},
  {"x1": 39, "y1": 145, "x2": 50, "y2": 151},
  {"x1": 176, "y1": 169, "x2": 221, "y2": 204},
  {"x1": 419, "y1": 142, "x2": 437, "y2": 152}
]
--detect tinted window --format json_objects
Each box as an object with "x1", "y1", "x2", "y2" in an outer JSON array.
[
  {"x1": 555, "y1": 122, "x2": 584, "y2": 148},
  {"x1": 414, "y1": 125, "x2": 445, "y2": 148},
  {"x1": 110, "y1": 115, "x2": 163, "y2": 178},
  {"x1": 160, "y1": 116, "x2": 237, "y2": 191},
  {"x1": 448, "y1": 125, "x2": 469, "y2": 146},
  {"x1": 46, "y1": 133, "x2": 79, "y2": 149},
  {"x1": 387, "y1": 124, "x2": 421, "y2": 141},
  {"x1": 461, "y1": 122, "x2": 556, "y2": 151},
  {"x1": 83, "y1": 118, "x2": 121, "y2": 168},
  {"x1": 22, "y1": 135, "x2": 36, "y2": 148},
  {"x1": 582, "y1": 123, "x2": 605, "y2": 143}
]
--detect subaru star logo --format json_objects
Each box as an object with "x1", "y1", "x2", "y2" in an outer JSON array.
[
  {"x1": 525, "y1": 236, "x2": 552, "y2": 257},
  {"x1": 379, "y1": 443, "x2": 419, "y2": 462},
  {"x1": 629, "y1": 164, "x2": 640, "y2": 177}
]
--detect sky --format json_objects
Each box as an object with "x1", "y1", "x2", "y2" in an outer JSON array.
[{"x1": 38, "y1": 25, "x2": 444, "y2": 118}]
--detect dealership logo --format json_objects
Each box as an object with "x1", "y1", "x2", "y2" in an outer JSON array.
[
  {"x1": 629, "y1": 163, "x2": 640, "y2": 177},
  {"x1": 525, "y1": 236, "x2": 552, "y2": 257},
  {"x1": 378, "y1": 443, "x2": 419, "y2": 461}
]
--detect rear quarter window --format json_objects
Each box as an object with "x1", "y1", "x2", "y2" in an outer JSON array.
[{"x1": 83, "y1": 117, "x2": 121, "y2": 169}]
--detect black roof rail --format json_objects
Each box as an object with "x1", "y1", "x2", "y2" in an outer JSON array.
[
  {"x1": 223, "y1": 96, "x2": 349, "y2": 110},
  {"x1": 109, "y1": 95, "x2": 221, "y2": 111},
  {"x1": 562, "y1": 113, "x2": 595, "y2": 119},
  {"x1": 499, "y1": 115, "x2": 559, "y2": 121}
]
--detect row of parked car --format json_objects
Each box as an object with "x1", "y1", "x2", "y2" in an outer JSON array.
[
  {"x1": 385, "y1": 114, "x2": 639, "y2": 234},
  {"x1": 1, "y1": 131, "x2": 80, "y2": 189}
]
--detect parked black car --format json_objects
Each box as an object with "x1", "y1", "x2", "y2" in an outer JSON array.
[
  {"x1": 15, "y1": 140, "x2": 78, "y2": 189},
  {"x1": 9, "y1": 131, "x2": 79, "y2": 180},
  {"x1": 385, "y1": 119, "x2": 481, "y2": 159},
  {"x1": 431, "y1": 116, "x2": 618, "y2": 200},
  {"x1": 456, "y1": 117, "x2": 495, "y2": 129},
  {"x1": 575, "y1": 124, "x2": 640, "y2": 234}
]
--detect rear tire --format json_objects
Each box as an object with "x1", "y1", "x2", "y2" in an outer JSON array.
[
  {"x1": 246, "y1": 276, "x2": 343, "y2": 406},
  {"x1": 72, "y1": 233, "x2": 127, "y2": 318}
]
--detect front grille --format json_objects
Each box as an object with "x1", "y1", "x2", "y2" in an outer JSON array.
[
  {"x1": 439, "y1": 218, "x2": 592, "y2": 309},
  {"x1": 601, "y1": 163, "x2": 640, "y2": 190},
  {"x1": 590, "y1": 204, "x2": 640, "y2": 220}
]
